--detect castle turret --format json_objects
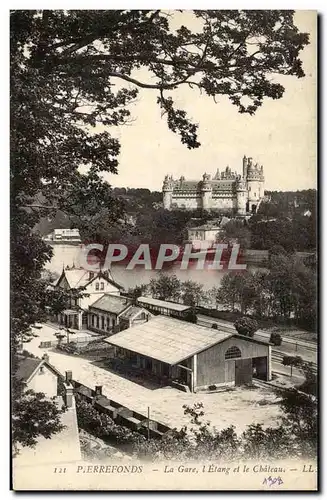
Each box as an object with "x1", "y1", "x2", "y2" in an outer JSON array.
[
  {"x1": 201, "y1": 173, "x2": 212, "y2": 211},
  {"x1": 243, "y1": 155, "x2": 247, "y2": 179},
  {"x1": 236, "y1": 176, "x2": 247, "y2": 215},
  {"x1": 246, "y1": 158, "x2": 264, "y2": 213},
  {"x1": 162, "y1": 174, "x2": 174, "y2": 210}
]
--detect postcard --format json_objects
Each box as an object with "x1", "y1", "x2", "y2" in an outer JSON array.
[{"x1": 11, "y1": 8, "x2": 317, "y2": 491}]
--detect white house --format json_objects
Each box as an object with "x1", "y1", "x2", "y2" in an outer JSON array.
[
  {"x1": 88, "y1": 295, "x2": 152, "y2": 335},
  {"x1": 55, "y1": 265, "x2": 124, "y2": 330},
  {"x1": 16, "y1": 353, "x2": 63, "y2": 397},
  {"x1": 14, "y1": 354, "x2": 81, "y2": 466},
  {"x1": 44, "y1": 228, "x2": 81, "y2": 243},
  {"x1": 187, "y1": 217, "x2": 230, "y2": 249}
]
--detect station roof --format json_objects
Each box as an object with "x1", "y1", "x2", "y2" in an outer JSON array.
[
  {"x1": 137, "y1": 296, "x2": 191, "y2": 312},
  {"x1": 90, "y1": 294, "x2": 131, "y2": 315},
  {"x1": 105, "y1": 315, "x2": 233, "y2": 365}
]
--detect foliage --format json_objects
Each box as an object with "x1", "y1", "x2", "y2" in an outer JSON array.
[
  {"x1": 183, "y1": 309, "x2": 198, "y2": 324},
  {"x1": 220, "y1": 219, "x2": 251, "y2": 249},
  {"x1": 298, "y1": 362, "x2": 317, "y2": 397},
  {"x1": 268, "y1": 244, "x2": 287, "y2": 258},
  {"x1": 181, "y1": 280, "x2": 205, "y2": 307},
  {"x1": 126, "y1": 285, "x2": 149, "y2": 303},
  {"x1": 269, "y1": 332, "x2": 282, "y2": 346},
  {"x1": 234, "y1": 316, "x2": 258, "y2": 337},
  {"x1": 279, "y1": 387, "x2": 317, "y2": 456},
  {"x1": 216, "y1": 254, "x2": 316, "y2": 330},
  {"x1": 135, "y1": 398, "x2": 317, "y2": 461},
  {"x1": 75, "y1": 396, "x2": 146, "y2": 447},
  {"x1": 250, "y1": 213, "x2": 316, "y2": 252},
  {"x1": 282, "y1": 355, "x2": 303, "y2": 376},
  {"x1": 12, "y1": 390, "x2": 65, "y2": 451},
  {"x1": 10, "y1": 8, "x2": 309, "y2": 447},
  {"x1": 149, "y1": 273, "x2": 181, "y2": 301},
  {"x1": 216, "y1": 272, "x2": 258, "y2": 314}
]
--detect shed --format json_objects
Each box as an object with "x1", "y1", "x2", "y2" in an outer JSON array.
[{"x1": 105, "y1": 316, "x2": 272, "y2": 392}]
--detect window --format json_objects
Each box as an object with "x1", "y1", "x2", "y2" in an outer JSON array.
[
  {"x1": 225, "y1": 346, "x2": 241, "y2": 360},
  {"x1": 39, "y1": 366, "x2": 44, "y2": 374},
  {"x1": 101, "y1": 316, "x2": 105, "y2": 330},
  {"x1": 96, "y1": 316, "x2": 99, "y2": 328},
  {"x1": 95, "y1": 282, "x2": 99, "y2": 291},
  {"x1": 100, "y1": 282, "x2": 104, "y2": 290}
]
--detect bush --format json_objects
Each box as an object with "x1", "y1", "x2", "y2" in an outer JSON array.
[
  {"x1": 211, "y1": 323, "x2": 218, "y2": 329},
  {"x1": 234, "y1": 317, "x2": 258, "y2": 337},
  {"x1": 269, "y1": 332, "x2": 282, "y2": 346},
  {"x1": 75, "y1": 396, "x2": 146, "y2": 448}
]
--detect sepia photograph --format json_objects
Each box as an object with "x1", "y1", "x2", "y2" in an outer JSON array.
[{"x1": 10, "y1": 7, "x2": 318, "y2": 491}]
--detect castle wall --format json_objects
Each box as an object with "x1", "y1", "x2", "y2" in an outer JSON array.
[
  {"x1": 171, "y1": 194, "x2": 202, "y2": 210},
  {"x1": 210, "y1": 196, "x2": 236, "y2": 211}
]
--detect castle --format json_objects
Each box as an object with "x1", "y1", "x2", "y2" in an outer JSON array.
[{"x1": 162, "y1": 155, "x2": 265, "y2": 215}]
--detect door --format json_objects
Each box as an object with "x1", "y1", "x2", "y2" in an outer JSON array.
[
  {"x1": 225, "y1": 360, "x2": 236, "y2": 384},
  {"x1": 235, "y1": 358, "x2": 253, "y2": 386}
]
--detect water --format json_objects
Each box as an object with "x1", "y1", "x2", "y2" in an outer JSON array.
[{"x1": 46, "y1": 244, "x2": 258, "y2": 291}]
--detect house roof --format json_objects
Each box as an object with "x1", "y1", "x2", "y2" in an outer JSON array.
[
  {"x1": 120, "y1": 306, "x2": 146, "y2": 320},
  {"x1": 15, "y1": 355, "x2": 63, "y2": 383},
  {"x1": 137, "y1": 296, "x2": 191, "y2": 312},
  {"x1": 57, "y1": 267, "x2": 123, "y2": 290},
  {"x1": 90, "y1": 294, "x2": 131, "y2": 315},
  {"x1": 15, "y1": 357, "x2": 42, "y2": 382},
  {"x1": 105, "y1": 315, "x2": 233, "y2": 365}
]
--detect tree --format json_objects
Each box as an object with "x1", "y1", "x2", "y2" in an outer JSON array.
[
  {"x1": 282, "y1": 355, "x2": 303, "y2": 377},
  {"x1": 269, "y1": 332, "x2": 282, "y2": 346},
  {"x1": 149, "y1": 273, "x2": 181, "y2": 301},
  {"x1": 279, "y1": 387, "x2": 317, "y2": 456},
  {"x1": 127, "y1": 284, "x2": 149, "y2": 303},
  {"x1": 220, "y1": 220, "x2": 251, "y2": 250},
  {"x1": 11, "y1": 9, "x2": 309, "y2": 448},
  {"x1": 298, "y1": 362, "x2": 317, "y2": 397},
  {"x1": 181, "y1": 280, "x2": 205, "y2": 307},
  {"x1": 183, "y1": 309, "x2": 198, "y2": 324},
  {"x1": 217, "y1": 272, "x2": 257, "y2": 314},
  {"x1": 234, "y1": 317, "x2": 258, "y2": 337},
  {"x1": 12, "y1": 391, "x2": 65, "y2": 452}
]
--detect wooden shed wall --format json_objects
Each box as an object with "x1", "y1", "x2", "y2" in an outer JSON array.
[{"x1": 196, "y1": 337, "x2": 269, "y2": 388}]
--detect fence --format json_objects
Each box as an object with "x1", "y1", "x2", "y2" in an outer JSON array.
[
  {"x1": 72, "y1": 379, "x2": 172, "y2": 439},
  {"x1": 39, "y1": 336, "x2": 94, "y2": 348}
]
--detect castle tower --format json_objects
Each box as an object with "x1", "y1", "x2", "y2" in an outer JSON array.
[
  {"x1": 201, "y1": 173, "x2": 212, "y2": 211},
  {"x1": 243, "y1": 155, "x2": 247, "y2": 179},
  {"x1": 246, "y1": 158, "x2": 264, "y2": 213},
  {"x1": 162, "y1": 175, "x2": 174, "y2": 210},
  {"x1": 236, "y1": 176, "x2": 247, "y2": 215}
]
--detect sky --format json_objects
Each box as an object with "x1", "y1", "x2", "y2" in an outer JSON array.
[{"x1": 100, "y1": 10, "x2": 317, "y2": 193}]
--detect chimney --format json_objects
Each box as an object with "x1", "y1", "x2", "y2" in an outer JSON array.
[
  {"x1": 64, "y1": 384, "x2": 74, "y2": 408},
  {"x1": 95, "y1": 385, "x2": 102, "y2": 396},
  {"x1": 65, "y1": 370, "x2": 72, "y2": 383},
  {"x1": 42, "y1": 353, "x2": 49, "y2": 363}
]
